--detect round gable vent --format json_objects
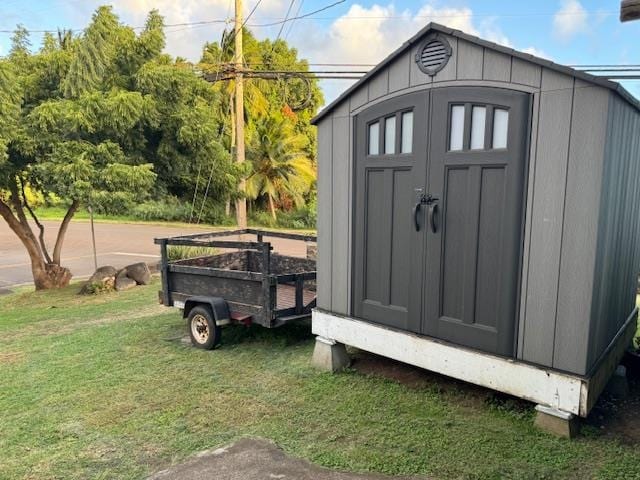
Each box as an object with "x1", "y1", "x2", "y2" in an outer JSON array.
[{"x1": 415, "y1": 35, "x2": 452, "y2": 76}]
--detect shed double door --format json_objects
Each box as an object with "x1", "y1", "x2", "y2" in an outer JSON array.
[{"x1": 353, "y1": 87, "x2": 530, "y2": 357}]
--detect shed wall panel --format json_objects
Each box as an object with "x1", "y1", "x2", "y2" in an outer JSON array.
[
  {"x1": 521, "y1": 70, "x2": 574, "y2": 366},
  {"x1": 482, "y1": 50, "x2": 511, "y2": 82},
  {"x1": 369, "y1": 71, "x2": 389, "y2": 100},
  {"x1": 517, "y1": 91, "x2": 540, "y2": 358},
  {"x1": 511, "y1": 57, "x2": 541, "y2": 88},
  {"x1": 554, "y1": 81, "x2": 609, "y2": 374},
  {"x1": 316, "y1": 118, "x2": 333, "y2": 310},
  {"x1": 456, "y1": 40, "x2": 484, "y2": 80},
  {"x1": 330, "y1": 102, "x2": 352, "y2": 314},
  {"x1": 432, "y1": 35, "x2": 458, "y2": 83},
  {"x1": 350, "y1": 85, "x2": 369, "y2": 111},
  {"x1": 589, "y1": 94, "x2": 640, "y2": 370},
  {"x1": 388, "y1": 51, "x2": 411, "y2": 93}
]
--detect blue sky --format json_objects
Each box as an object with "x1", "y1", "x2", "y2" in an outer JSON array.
[{"x1": 1, "y1": 0, "x2": 639, "y2": 103}]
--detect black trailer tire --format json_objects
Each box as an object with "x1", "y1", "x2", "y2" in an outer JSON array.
[{"x1": 187, "y1": 305, "x2": 221, "y2": 350}]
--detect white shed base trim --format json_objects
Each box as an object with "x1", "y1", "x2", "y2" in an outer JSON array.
[{"x1": 312, "y1": 309, "x2": 635, "y2": 417}]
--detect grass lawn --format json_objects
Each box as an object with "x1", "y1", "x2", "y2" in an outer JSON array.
[{"x1": 1, "y1": 282, "x2": 639, "y2": 479}]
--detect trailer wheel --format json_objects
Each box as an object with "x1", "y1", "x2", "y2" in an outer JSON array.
[{"x1": 187, "y1": 305, "x2": 221, "y2": 350}]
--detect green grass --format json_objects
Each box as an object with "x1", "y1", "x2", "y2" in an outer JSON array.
[{"x1": 1, "y1": 283, "x2": 639, "y2": 479}]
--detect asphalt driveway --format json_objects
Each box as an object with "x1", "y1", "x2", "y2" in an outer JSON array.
[
  {"x1": 149, "y1": 438, "x2": 429, "y2": 480},
  {"x1": 0, "y1": 220, "x2": 309, "y2": 289}
]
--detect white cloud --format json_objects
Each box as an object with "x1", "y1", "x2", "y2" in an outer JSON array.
[{"x1": 553, "y1": 0, "x2": 588, "y2": 39}]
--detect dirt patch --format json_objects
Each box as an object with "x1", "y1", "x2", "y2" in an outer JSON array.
[
  {"x1": 350, "y1": 350, "x2": 530, "y2": 412},
  {"x1": 584, "y1": 358, "x2": 640, "y2": 444},
  {"x1": 0, "y1": 351, "x2": 24, "y2": 365},
  {"x1": 2, "y1": 303, "x2": 168, "y2": 341}
]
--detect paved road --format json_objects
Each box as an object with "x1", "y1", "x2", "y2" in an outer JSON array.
[
  {"x1": 0, "y1": 220, "x2": 310, "y2": 289},
  {"x1": 149, "y1": 438, "x2": 428, "y2": 480}
]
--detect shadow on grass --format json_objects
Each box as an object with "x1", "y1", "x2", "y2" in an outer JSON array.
[{"x1": 166, "y1": 318, "x2": 314, "y2": 349}]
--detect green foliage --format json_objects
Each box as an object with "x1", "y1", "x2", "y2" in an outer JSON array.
[
  {"x1": 246, "y1": 114, "x2": 315, "y2": 219},
  {"x1": 82, "y1": 280, "x2": 115, "y2": 294},
  {"x1": 130, "y1": 197, "x2": 191, "y2": 222},
  {"x1": 0, "y1": 6, "x2": 239, "y2": 228},
  {"x1": 167, "y1": 245, "x2": 216, "y2": 262}
]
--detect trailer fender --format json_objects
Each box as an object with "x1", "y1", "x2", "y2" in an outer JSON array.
[{"x1": 183, "y1": 297, "x2": 231, "y2": 326}]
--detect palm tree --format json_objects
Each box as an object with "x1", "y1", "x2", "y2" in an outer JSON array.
[{"x1": 246, "y1": 115, "x2": 315, "y2": 220}]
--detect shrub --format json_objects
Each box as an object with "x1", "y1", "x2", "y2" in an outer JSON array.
[
  {"x1": 167, "y1": 245, "x2": 216, "y2": 261},
  {"x1": 130, "y1": 197, "x2": 191, "y2": 222}
]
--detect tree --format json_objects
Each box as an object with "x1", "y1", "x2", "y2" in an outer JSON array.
[
  {"x1": 0, "y1": 7, "x2": 234, "y2": 289},
  {"x1": 246, "y1": 115, "x2": 314, "y2": 220},
  {"x1": 200, "y1": 29, "x2": 323, "y2": 218}
]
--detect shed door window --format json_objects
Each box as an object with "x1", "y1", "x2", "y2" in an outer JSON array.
[
  {"x1": 401, "y1": 111, "x2": 413, "y2": 153},
  {"x1": 448, "y1": 104, "x2": 510, "y2": 152},
  {"x1": 368, "y1": 122, "x2": 380, "y2": 155},
  {"x1": 492, "y1": 109, "x2": 509, "y2": 149},
  {"x1": 449, "y1": 105, "x2": 465, "y2": 151},
  {"x1": 367, "y1": 109, "x2": 414, "y2": 156},
  {"x1": 470, "y1": 106, "x2": 486, "y2": 150},
  {"x1": 384, "y1": 116, "x2": 396, "y2": 154}
]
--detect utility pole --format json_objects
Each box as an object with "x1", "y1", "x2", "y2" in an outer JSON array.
[{"x1": 234, "y1": 0, "x2": 247, "y2": 228}]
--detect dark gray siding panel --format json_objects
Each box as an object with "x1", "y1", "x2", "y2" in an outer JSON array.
[
  {"x1": 456, "y1": 40, "x2": 484, "y2": 80},
  {"x1": 316, "y1": 117, "x2": 333, "y2": 310},
  {"x1": 554, "y1": 81, "x2": 609, "y2": 374},
  {"x1": 517, "y1": 91, "x2": 541, "y2": 357},
  {"x1": 331, "y1": 102, "x2": 351, "y2": 314},
  {"x1": 589, "y1": 93, "x2": 640, "y2": 371},
  {"x1": 521, "y1": 70, "x2": 574, "y2": 367}
]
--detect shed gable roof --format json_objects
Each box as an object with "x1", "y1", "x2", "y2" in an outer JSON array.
[{"x1": 312, "y1": 22, "x2": 640, "y2": 124}]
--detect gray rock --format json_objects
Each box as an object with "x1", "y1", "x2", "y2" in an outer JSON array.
[
  {"x1": 115, "y1": 275, "x2": 137, "y2": 291},
  {"x1": 81, "y1": 266, "x2": 117, "y2": 294},
  {"x1": 126, "y1": 262, "x2": 151, "y2": 285},
  {"x1": 87, "y1": 266, "x2": 117, "y2": 284}
]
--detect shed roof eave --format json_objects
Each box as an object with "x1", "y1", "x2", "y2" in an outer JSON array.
[{"x1": 311, "y1": 22, "x2": 640, "y2": 125}]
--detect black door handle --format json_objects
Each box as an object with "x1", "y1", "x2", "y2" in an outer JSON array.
[
  {"x1": 413, "y1": 201, "x2": 422, "y2": 231},
  {"x1": 428, "y1": 203, "x2": 438, "y2": 233}
]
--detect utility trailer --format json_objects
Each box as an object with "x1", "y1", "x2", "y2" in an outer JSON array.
[{"x1": 155, "y1": 229, "x2": 317, "y2": 349}]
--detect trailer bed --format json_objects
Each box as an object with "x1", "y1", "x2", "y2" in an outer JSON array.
[{"x1": 155, "y1": 229, "x2": 317, "y2": 328}]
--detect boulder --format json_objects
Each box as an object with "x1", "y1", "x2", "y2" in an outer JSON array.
[
  {"x1": 81, "y1": 266, "x2": 117, "y2": 294},
  {"x1": 88, "y1": 265, "x2": 117, "y2": 283},
  {"x1": 115, "y1": 275, "x2": 137, "y2": 291},
  {"x1": 125, "y1": 262, "x2": 151, "y2": 285}
]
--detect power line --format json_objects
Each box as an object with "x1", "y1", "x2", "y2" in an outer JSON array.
[
  {"x1": 274, "y1": 0, "x2": 296, "y2": 42},
  {"x1": 284, "y1": 0, "x2": 304, "y2": 40},
  {"x1": 0, "y1": 5, "x2": 618, "y2": 35}
]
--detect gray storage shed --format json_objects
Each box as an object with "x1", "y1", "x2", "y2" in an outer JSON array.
[{"x1": 311, "y1": 23, "x2": 640, "y2": 422}]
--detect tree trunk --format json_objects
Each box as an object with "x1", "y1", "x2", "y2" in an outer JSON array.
[
  {"x1": 0, "y1": 197, "x2": 74, "y2": 290},
  {"x1": 268, "y1": 195, "x2": 277, "y2": 220},
  {"x1": 53, "y1": 200, "x2": 79, "y2": 265}
]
